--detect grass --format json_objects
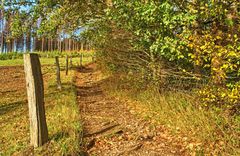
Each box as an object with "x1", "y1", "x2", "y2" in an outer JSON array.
[
  {"x1": 0, "y1": 57, "x2": 91, "y2": 155},
  {"x1": 0, "y1": 50, "x2": 95, "y2": 60},
  {"x1": 34, "y1": 67, "x2": 81, "y2": 155},
  {"x1": 103, "y1": 74, "x2": 240, "y2": 155},
  {"x1": 0, "y1": 55, "x2": 93, "y2": 66}
]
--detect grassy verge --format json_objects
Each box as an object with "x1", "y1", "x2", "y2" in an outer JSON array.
[
  {"x1": 0, "y1": 55, "x2": 93, "y2": 66},
  {"x1": 0, "y1": 58, "x2": 90, "y2": 155},
  {"x1": 103, "y1": 74, "x2": 240, "y2": 155},
  {"x1": 35, "y1": 66, "x2": 81, "y2": 155},
  {"x1": 0, "y1": 51, "x2": 95, "y2": 60}
]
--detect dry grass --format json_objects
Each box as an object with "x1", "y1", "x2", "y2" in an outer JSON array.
[
  {"x1": 0, "y1": 56, "x2": 93, "y2": 67},
  {"x1": 103, "y1": 73, "x2": 240, "y2": 155},
  {"x1": 0, "y1": 57, "x2": 92, "y2": 155}
]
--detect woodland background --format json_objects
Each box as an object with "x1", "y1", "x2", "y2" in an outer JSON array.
[{"x1": 0, "y1": 0, "x2": 239, "y2": 155}]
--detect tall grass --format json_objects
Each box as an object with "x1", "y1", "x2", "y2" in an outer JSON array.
[
  {"x1": 0, "y1": 52, "x2": 94, "y2": 66},
  {"x1": 103, "y1": 74, "x2": 240, "y2": 155}
]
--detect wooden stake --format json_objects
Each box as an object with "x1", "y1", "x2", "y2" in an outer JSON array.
[
  {"x1": 80, "y1": 53, "x2": 83, "y2": 67},
  {"x1": 55, "y1": 56, "x2": 62, "y2": 90},
  {"x1": 23, "y1": 53, "x2": 48, "y2": 147},
  {"x1": 66, "y1": 55, "x2": 69, "y2": 75},
  {"x1": 70, "y1": 55, "x2": 73, "y2": 68}
]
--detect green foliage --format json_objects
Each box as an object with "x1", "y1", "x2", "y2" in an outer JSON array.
[
  {"x1": 93, "y1": 0, "x2": 240, "y2": 111},
  {"x1": 109, "y1": 1, "x2": 194, "y2": 60}
]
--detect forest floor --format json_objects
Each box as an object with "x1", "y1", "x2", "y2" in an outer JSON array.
[{"x1": 77, "y1": 64, "x2": 187, "y2": 156}]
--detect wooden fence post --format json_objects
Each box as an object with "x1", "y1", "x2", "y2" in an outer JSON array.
[
  {"x1": 55, "y1": 56, "x2": 62, "y2": 90},
  {"x1": 66, "y1": 55, "x2": 69, "y2": 75},
  {"x1": 80, "y1": 53, "x2": 83, "y2": 67},
  {"x1": 70, "y1": 55, "x2": 73, "y2": 69},
  {"x1": 23, "y1": 53, "x2": 48, "y2": 147}
]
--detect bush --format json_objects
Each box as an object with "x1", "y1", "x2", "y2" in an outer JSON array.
[{"x1": 199, "y1": 83, "x2": 240, "y2": 114}]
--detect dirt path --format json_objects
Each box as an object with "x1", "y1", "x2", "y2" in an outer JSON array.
[{"x1": 76, "y1": 64, "x2": 186, "y2": 156}]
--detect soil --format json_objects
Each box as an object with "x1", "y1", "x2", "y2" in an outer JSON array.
[
  {"x1": 0, "y1": 66, "x2": 25, "y2": 97},
  {"x1": 0, "y1": 65, "x2": 52, "y2": 101},
  {"x1": 76, "y1": 64, "x2": 187, "y2": 156}
]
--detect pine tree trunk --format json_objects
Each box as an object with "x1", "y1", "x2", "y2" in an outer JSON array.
[{"x1": 41, "y1": 38, "x2": 45, "y2": 52}]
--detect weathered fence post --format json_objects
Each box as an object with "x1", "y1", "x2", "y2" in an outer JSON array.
[
  {"x1": 23, "y1": 53, "x2": 48, "y2": 147},
  {"x1": 66, "y1": 55, "x2": 69, "y2": 75},
  {"x1": 55, "y1": 56, "x2": 62, "y2": 90},
  {"x1": 70, "y1": 55, "x2": 73, "y2": 69},
  {"x1": 80, "y1": 53, "x2": 83, "y2": 67}
]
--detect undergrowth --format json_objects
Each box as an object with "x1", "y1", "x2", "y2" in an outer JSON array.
[{"x1": 103, "y1": 73, "x2": 240, "y2": 155}]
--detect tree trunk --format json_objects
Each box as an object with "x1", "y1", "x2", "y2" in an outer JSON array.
[
  {"x1": 0, "y1": 9, "x2": 4, "y2": 53},
  {"x1": 66, "y1": 55, "x2": 69, "y2": 75},
  {"x1": 26, "y1": 33, "x2": 31, "y2": 52},
  {"x1": 81, "y1": 42, "x2": 84, "y2": 51},
  {"x1": 69, "y1": 39, "x2": 71, "y2": 51},
  {"x1": 41, "y1": 38, "x2": 45, "y2": 52}
]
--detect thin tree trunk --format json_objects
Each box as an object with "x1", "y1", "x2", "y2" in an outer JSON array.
[
  {"x1": 41, "y1": 38, "x2": 44, "y2": 52},
  {"x1": 66, "y1": 55, "x2": 69, "y2": 75},
  {"x1": 50, "y1": 38, "x2": 53, "y2": 51},
  {"x1": 26, "y1": 33, "x2": 31, "y2": 52},
  {"x1": 48, "y1": 38, "x2": 50, "y2": 51},
  {"x1": 60, "y1": 39, "x2": 62, "y2": 52},
  {"x1": 0, "y1": 9, "x2": 4, "y2": 53},
  {"x1": 81, "y1": 42, "x2": 84, "y2": 51},
  {"x1": 69, "y1": 39, "x2": 71, "y2": 51}
]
